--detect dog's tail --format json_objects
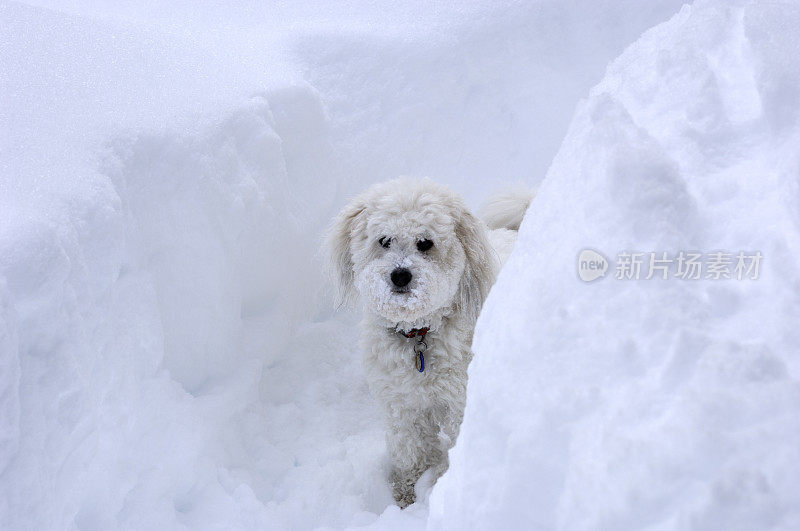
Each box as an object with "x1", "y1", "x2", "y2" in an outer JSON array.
[{"x1": 480, "y1": 186, "x2": 535, "y2": 231}]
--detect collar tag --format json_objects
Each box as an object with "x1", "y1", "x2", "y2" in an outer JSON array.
[
  {"x1": 394, "y1": 327, "x2": 430, "y2": 373},
  {"x1": 413, "y1": 337, "x2": 427, "y2": 373},
  {"x1": 415, "y1": 351, "x2": 425, "y2": 372}
]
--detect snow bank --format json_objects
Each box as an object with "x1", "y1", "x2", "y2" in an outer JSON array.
[
  {"x1": 431, "y1": 1, "x2": 800, "y2": 529},
  {"x1": 1, "y1": 3, "x2": 376, "y2": 528}
]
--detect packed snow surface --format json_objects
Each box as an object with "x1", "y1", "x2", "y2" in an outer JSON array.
[{"x1": 2, "y1": 0, "x2": 798, "y2": 529}]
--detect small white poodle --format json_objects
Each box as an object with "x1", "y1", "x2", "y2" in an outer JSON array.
[{"x1": 325, "y1": 178, "x2": 532, "y2": 507}]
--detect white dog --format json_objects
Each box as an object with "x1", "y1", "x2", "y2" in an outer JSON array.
[{"x1": 325, "y1": 178, "x2": 532, "y2": 507}]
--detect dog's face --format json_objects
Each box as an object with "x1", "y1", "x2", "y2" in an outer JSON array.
[
  {"x1": 325, "y1": 179, "x2": 497, "y2": 326},
  {"x1": 352, "y1": 199, "x2": 467, "y2": 323}
]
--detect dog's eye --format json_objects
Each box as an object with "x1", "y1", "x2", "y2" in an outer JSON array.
[
  {"x1": 416, "y1": 239, "x2": 434, "y2": 252},
  {"x1": 379, "y1": 236, "x2": 391, "y2": 248}
]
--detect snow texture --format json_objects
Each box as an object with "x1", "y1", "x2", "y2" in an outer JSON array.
[
  {"x1": 1, "y1": 0, "x2": 797, "y2": 529},
  {"x1": 432, "y1": 1, "x2": 800, "y2": 530}
]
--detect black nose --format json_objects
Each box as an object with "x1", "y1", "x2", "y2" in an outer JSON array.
[{"x1": 390, "y1": 268, "x2": 412, "y2": 288}]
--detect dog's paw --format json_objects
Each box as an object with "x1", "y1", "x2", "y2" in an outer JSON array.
[
  {"x1": 393, "y1": 489, "x2": 416, "y2": 509},
  {"x1": 390, "y1": 472, "x2": 417, "y2": 509}
]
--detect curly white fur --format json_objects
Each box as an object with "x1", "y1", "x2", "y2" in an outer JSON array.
[{"x1": 324, "y1": 178, "x2": 531, "y2": 507}]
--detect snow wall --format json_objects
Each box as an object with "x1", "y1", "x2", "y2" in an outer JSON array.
[{"x1": 431, "y1": 1, "x2": 800, "y2": 530}]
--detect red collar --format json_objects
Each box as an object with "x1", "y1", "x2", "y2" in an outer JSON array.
[{"x1": 397, "y1": 327, "x2": 429, "y2": 338}]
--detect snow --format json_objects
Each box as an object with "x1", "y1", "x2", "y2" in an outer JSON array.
[
  {"x1": 431, "y1": 1, "x2": 800, "y2": 529},
  {"x1": 2, "y1": 0, "x2": 798, "y2": 529}
]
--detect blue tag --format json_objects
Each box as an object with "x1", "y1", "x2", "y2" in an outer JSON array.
[{"x1": 416, "y1": 352, "x2": 425, "y2": 372}]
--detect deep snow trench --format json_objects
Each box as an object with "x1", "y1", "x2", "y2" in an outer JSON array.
[{"x1": 2, "y1": 0, "x2": 799, "y2": 529}]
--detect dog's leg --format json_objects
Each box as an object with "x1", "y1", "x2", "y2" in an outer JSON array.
[
  {"x1": 387, "y1": 420, "x2": 426, "y2": 507},
  {"x1": 387, "y1": 407, "x2": 455, "y2": 507},
  {"x1": 386, "y1": 408, "x2": 445, "y2": 508}
]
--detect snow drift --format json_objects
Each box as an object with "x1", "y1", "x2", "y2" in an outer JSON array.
[{"x1": 431, "y1": 1, "x2": 800, "y2": 529}]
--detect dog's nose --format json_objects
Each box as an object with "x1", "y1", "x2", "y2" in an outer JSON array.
[{"x1": 390, "y1": 268, "x2": 412, "y2": 288}]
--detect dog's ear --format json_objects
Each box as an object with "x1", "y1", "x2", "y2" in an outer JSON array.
[
  {"x1": 324, "y1": 196, "x2": 367, "y2": 307},
  {"x1": 454, "y1": 204, "x2": 499, "y2": 324}
]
